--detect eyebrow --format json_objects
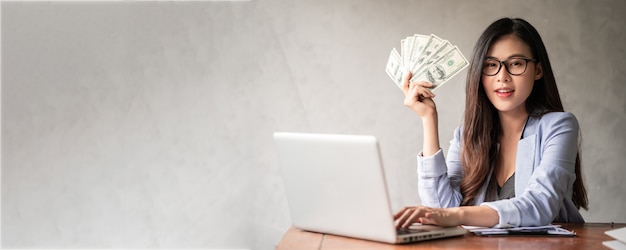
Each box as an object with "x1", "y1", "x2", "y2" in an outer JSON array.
[{"x1": 485, "y1": 54, "x2": 531, "y2": 60}]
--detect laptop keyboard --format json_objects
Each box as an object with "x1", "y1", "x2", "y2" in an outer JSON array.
[{"x1": 397, "y1": 228, "x2": 430, "y2": 235}]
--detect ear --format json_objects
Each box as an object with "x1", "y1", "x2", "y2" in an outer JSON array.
[{"x1": 534, "y1": 62, "x2": 544, "y2": 80}]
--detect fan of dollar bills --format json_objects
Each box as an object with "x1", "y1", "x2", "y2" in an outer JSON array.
[{"x1": 385, "y1": 34, "x2": 469, "y2": 91}]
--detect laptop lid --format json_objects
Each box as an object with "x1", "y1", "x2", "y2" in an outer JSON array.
[{"x1": 273, "y1": 132, "x2": 466, "y2": 244}]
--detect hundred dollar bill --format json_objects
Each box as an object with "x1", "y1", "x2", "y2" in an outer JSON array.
[
  {"x1": 412, "y1": 34, "x2": 444, "y2": 73},
  {"x1": 413, "y1": 40, "x2": 453, "y2": 74},
  {"x1": 409, "y1": 46, "x2": 469, "y2": 91},
  {"x1": 401, "y1": 36, "x2": 414, "y2": 67},
  {"x1": 385, "y1": 48, "x2": 403, "y2": 87},
  {"x1": 407, "y1": 34, "x2": 430, "y2": 69}
]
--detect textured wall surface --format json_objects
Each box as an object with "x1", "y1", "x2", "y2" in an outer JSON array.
[{"x1": 2, "y1": 1, "x2": 625, "y2": 249}]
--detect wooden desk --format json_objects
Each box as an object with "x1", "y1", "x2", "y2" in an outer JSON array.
[{"x1": 276, "y1": 223, "x2": 625, "y2": 249}]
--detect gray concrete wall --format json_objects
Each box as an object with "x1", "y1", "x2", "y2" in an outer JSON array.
[{"x1": 1, "y1": 0, "x2": 625, "y2": 249}]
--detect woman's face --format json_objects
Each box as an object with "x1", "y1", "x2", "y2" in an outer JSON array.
[{"x1": 481, "y1": 34, "x2": 543, "y2": 115}]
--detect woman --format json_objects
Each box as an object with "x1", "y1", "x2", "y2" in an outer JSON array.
[{"x1": 394, "y1": 17, "x2": 588, "y2": 228}]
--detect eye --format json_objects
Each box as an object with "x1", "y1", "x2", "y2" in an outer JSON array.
[
  {"x1": 483, "y1": 61, "x2": 498, "y2": 68},
  {"x1": 508, "y1": 59, "x2": 525, "y2": 67}
]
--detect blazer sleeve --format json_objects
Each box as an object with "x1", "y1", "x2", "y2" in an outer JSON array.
[
  {"x1": 482, "y1": 112, "x2": 580, "y2": 227},
  {"x1": 417, "y1": 126, "x2": 464, "y2": 208}
]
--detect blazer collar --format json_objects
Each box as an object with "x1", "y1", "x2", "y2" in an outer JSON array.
[{"x1": 515, "y1": 115, "x2": 539, "y2": 196}]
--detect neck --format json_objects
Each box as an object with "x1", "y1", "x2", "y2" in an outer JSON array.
[{"x1": 498, "y1": 109, "x2": 529, "y2": 138}]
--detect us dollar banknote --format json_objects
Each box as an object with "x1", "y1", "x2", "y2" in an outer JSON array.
[
  {"x1": 385, "y1": 48, "x2": 403, "y2": 87},
  {"x1": 385, "y1": 34, "x2": 468, "y2": 91},
  {"x1": 409, "y1": 46, "x2": 469, "y2": 91}
]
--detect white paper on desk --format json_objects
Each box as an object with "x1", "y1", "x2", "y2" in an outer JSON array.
[
  {"x1": 603, "y1": 240, "x2": 626, "y2": 250},
  {"x1": 465, "y1": 224, "x2": 576, "y2": 236},
  {"x1": 606, "y1": 226, "x2": 626, "y2": 243}
]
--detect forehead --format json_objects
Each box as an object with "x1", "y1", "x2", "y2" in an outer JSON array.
[{"x1": 486, "y1": 34, "x2": 533, "y2": 59}]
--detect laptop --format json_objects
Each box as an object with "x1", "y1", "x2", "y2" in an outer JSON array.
[{"x1": 273, "y1": 132, "x2": 467, "y2": 244}]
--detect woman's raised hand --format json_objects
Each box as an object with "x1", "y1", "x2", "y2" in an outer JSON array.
[{"x1": 401, "y1": 71, "x2": 437, "y2": 119}]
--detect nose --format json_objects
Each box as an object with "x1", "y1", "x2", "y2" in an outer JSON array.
[{"x1": 496, "y1": 63, "x2": 512, "y2": 82}]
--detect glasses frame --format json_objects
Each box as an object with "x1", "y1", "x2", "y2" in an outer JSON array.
[{"x1": 482, "y1": 57, "x2": 537, "y2": 76}]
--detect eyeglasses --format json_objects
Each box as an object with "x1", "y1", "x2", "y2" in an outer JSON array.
[{"x1": 482, "y1": 58, "x2": 537, "y2": 76}]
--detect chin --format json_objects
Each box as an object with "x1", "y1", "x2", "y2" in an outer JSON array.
[{"x1": 493, "y1": 103, "x2": 526, "y2": 114}]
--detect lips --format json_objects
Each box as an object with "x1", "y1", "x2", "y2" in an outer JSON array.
[{"x1": 495, "y1": 88, "x2": 514, "y2": 98}]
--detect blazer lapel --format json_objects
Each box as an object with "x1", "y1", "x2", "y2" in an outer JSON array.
[
  {"x1": 515, "y1": 135, "x2": 536, "y2": 196},
  {"x1": 515, "y1": 116, "x2": 538, "y2": 196}
]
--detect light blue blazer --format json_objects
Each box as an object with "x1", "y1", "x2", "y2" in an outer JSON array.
[{"x1": 417, "y1": 112, "x2": 584, "y2": 227}]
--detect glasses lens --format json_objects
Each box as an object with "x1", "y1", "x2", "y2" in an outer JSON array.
[
  {"x1": 505, "y1": 58, "x2": 528, "y2": 75},
  {"x1": 482, "y1": 59, "x2": 500, "y2": 76}
]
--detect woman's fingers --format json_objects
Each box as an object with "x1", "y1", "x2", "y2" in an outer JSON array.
[
  {"x1": 401, "y1": 71, "x2": 412, "y2": 93},
  {"x1": 405, "y1": 81, "x2": 435, "y2": 107},
  {"x1": 395, "y1": 207, "x2": 429, "y2": 228},
  {"x1": 393, "y1": 206, "x2": 410, "y2": 220},
  {"x1": 400, "y1": 75, "x2": 439, "y2": 122},
  {"x1": 394, "y1": 208, "x2": 414, "y2": 228},
  {"x1": 414, "y1": 82, "x2": 436, "y2": 98},
  {"x1": 395, "y1": 207, "x2": 462, "y2": 228},
  {"x1": 402, "y1": 71, "x2": 435, "y2": 97},
  {"x1": 408, "y1": 82, "x2": 436, "y2": 98},
  {"x1": 400, "y1": 210, "x2": 418, "y2": 228}
]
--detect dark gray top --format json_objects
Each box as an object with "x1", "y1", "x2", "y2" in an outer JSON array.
[{"x1": 485, "y1": 172, "x2": 516, "y2": 202}]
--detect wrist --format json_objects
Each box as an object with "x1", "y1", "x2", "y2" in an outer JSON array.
[
  {"x1": 450, "y1": 207, "x2": 466, "y2": 225},
  {"x1": 421, "y1": 113, "x2": 438, "y2": 131},
  {"x1": 421, "y1": 111, "x2": 438, "y2": 123},
  {"x1": 457, "y1": 207, "x2": 467, "y2": 225}
]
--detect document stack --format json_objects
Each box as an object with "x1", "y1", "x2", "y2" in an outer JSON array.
[{"x1": 604, "y1": 226, "x2": 626, "y2": 250}]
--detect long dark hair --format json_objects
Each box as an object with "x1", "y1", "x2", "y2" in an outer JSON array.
[{"x1": 460, "y1": 17, "x2": 588, "y2": 210}]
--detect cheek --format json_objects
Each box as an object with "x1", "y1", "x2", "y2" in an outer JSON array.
[
  {"x1": 520, "y1": 82, "x2": 535, "y2": 97},
  {"x1": 519, "y1": 75, "x2": 536, "y2": 95}
]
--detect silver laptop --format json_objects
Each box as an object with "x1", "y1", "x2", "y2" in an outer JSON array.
[{"x1": 273, "y1": 132, "x2": 467, "y2": 244}]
